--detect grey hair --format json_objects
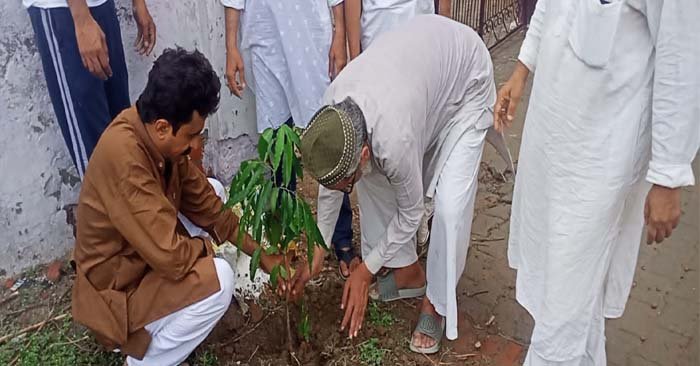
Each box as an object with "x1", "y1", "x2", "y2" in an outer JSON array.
[{"x1": 334, "y1": 98, "x2": 366, "y2": 177}]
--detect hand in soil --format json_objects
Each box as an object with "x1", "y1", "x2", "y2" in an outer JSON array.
[
  {"x1": 279, "y1": 246, "x2": 326, "y2": 302},
  {"x1": 340, "y1": 256, "x2": 361, "y2": 278},
  {"x1": 341, "y1": 262, "x2": 372, "y2": 338}
]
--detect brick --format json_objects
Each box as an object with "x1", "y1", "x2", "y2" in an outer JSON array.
[{"x1": 45, "y1": 260, "x2": 63, "y2": 282}]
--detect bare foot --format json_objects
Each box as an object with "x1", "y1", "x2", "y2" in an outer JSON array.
[
  {"x1": 412, "y1": 296, "x2": 441, "y2": 349},
  {"x1": 389, "y1": 261, "x2": 426, "y2": 289}
]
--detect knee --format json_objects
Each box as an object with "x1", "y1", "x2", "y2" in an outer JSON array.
[
  {"x1": 434, "y1": 195, "x2": 463, "y2": 222},
  {"x1": 213, "y1": 258, "x2": 235, "y2": 308}
]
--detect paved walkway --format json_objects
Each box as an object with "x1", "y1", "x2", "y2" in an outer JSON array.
[{"x1": 450, "y1": 30, "x2": 699, "y2": 366}]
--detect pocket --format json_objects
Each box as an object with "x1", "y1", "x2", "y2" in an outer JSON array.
[{"x1": 568, "y1": 0, "x2": 624, "y2": 68}]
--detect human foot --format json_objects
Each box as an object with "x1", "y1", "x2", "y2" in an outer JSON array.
[
  {"x1": 369, "y1": 262, "x2": 426, "y2": 301},
  {"x1": 410, "y1": 297, "x2": 444, "y2": 352}
]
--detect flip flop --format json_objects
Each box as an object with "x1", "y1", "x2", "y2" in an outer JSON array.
[
  {"x1": 334, "y1": 241, "x2": 359, "y2": 279},
  {"x1": 369, "y1": 271, "x2": 426, "y2": 302},
  {"x1": 409, "y1": 313, "x2": 445, "y2": 355}
]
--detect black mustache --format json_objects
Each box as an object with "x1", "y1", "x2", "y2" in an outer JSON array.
[{"x1": 182, "y1": 147, "x2": 192, "y2": 156}]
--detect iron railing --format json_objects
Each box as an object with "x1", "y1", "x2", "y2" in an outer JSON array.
[{"x1": 451, "y1": 0, "x2": 526, "y2": 49}]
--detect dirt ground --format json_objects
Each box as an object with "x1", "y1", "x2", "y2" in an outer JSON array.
[{"x1": 1, "y1": 30, "x2": 698, "y2": 366}]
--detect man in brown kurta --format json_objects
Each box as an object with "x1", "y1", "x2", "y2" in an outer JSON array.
[{"x1": 71, "y1": 48, "x2": 278, "y2": 365}]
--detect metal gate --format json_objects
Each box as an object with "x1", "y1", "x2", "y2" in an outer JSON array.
[{"x1": 450, "y1": 0, "x2": 530, "y2": 49}]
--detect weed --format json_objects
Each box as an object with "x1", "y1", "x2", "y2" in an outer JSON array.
[
  {"x1": 368, "y1": 302, "x2": 395, "y2": 327},
  {"x1": 0, "y1": 317, "x2": 122, "y2": 366},
  {"x1": 359, "y1": 337, "x2": 386, "y2": 366}
]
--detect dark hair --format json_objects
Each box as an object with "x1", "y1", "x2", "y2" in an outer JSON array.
[{"x1": 136, "y1": 47, "x2": 220, "y2": 132}]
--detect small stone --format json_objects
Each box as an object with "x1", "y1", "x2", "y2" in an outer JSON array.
[
  {"x1": 46, "y1": 260, "x2": 63, "y2": 283},
  {"x1": 651, "y1": 303, "x2": 658, "y2": 310},
  {"x1": 640, "y1": 336, "x2": 647, "y2": 342},
  {"x1": 249, "y1": 302, "x2": 264, "y2": 323},
  {"x1": 474, "y1": 341, "x2": 482, "y2": 349},
  {"x1": 655, "y1": 287, "x2": 661, "y2": 292},
  {"x1": 632, "y1": 281, "x2": 637, "y2": 288},
  {"x1": 683, "y1": 265, "x2": 690, "y2": 272},
  {"x1": 224, "y1": 346, "x2": 235, "y2": 355},
  {"x1": 641, "y1": 265, "x2": 646, "y2": 271},
  {"x1": 680, "y1": 275, "x2": 685, "y2": 280}
]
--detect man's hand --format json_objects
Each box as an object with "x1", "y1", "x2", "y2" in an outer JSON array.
[
  {"x1": 329, "y1": 4, "x2": 347, "y2": 80},
  {"x1": 494, "y1": 61, "x2": 529, "y2": 133},
  {"x1": 340, "y1": 262, "x2": 372, "y2": 339},
  {"x1": 328, "y1": 32, "x2": 347, "y2": 80},
  {"x1": 280, "y1": 247, "x2": 326, "y2": 301},
  {"x1": 645, "y1": 184, "x2": 682, "y2": 244},
  {"x1": 71, "y1": 7, "x2": 111, "y2": 80},
  {"x1": 225, "y1": 48, "x2": 246, "y2": 98},
  {"x1": 133, "y1": 0, "x2": 156, "y2": 56},
  {"x1": 260, "y1": 253, "x2": 285, "y2": 275}
]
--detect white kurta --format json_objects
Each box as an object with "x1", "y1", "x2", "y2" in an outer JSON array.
[
  {"x1": 316, "y1": 15, "x2": 507, "y2": 340},
  {"x1": 509, "y1": 0, "x2": 700, "y2": 364},
  {"x1": 359, "y1": 0, "x2": 434, "y2": 50},
  {"x1": 221, "y1": 0, "x2": 342, "y2": 132}
]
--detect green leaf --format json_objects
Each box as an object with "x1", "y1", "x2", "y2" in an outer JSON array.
[
  {"x1": 252, "y1": 181, "x2": 271, "y2": 242},
  {"x1": 250, "y1": 247, "x2": 262, "y2": 280},
  {"x1": 279, "y1": 265, "x2": 288, "y2": 280},
  {"x1": 269, "y1": 187, "x2": 280, "y2": 213},
  {"x1": 272, "y1": 128, "x2": 285, "y2": 173},
  {"x1": 269, "y1": 219, "x2": 282, "y2": 247},
  {"x1": 258, "y1": 128, "x2": 274, "y2": 161},
  {"x1": 270, "y1": 264, "x2": 281, "y2": 288},
  {"x1": 294, "y1": 159, "x2": 303, "y2": 181},
  {"x1": 286, "y1": 126, "x2": 302, "y2": 147},
  {"x1": 265, "y1": 246, "x2": 279, "y2": 255},
  {"x1": 283, "y1": 135, "x2": 293, "y2": 187}
]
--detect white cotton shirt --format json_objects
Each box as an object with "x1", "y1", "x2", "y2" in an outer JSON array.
[
  {"x1": 360, "y1": 0, "x2": 435, "y2": 50},
  {"x1": 221, "y1": 0, "x2": 342, "y2": 131},
  {"x1": 23, "y1": 0, "x2": 107, "y2": 9},
  {"x1": 509, "y1": 0, "x2": 699, "y2": 362}
]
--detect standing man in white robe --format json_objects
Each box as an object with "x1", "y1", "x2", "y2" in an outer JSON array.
[
  {"x1": 495, "y1": 1, "x2": 700, "y2": 364},
  {"x1": 290, "y1": 15, "x2": 509, "y2": 354}
]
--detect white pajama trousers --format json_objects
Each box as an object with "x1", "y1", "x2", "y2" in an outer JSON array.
[
  {"x1": 126, "y1": 258, "x2": 234, "y2": 366},
  {"x1": 427, "y1": 126, "x2": 486, "y2": 340}
]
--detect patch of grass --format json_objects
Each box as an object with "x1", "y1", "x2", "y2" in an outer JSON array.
[
  {"x1": 359, "y1": 337, "x2": 386, "y2": 366},
  {"x1": 368, "y1": 302, "x2": 394, "y2": 327},
  {"x1": 0, "y1": 317, "x2": 122, "y2": 366},
  {"x1": 189, "y1": 346, "x2": 218, "y2": 366}
]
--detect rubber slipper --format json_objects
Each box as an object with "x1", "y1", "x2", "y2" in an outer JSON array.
[
  {"x1": 369, "y1": 271, "x2": 426, "y2": 302},
  {"x1": 409, "y1": 313, "x2": 445, "y2": 355}
]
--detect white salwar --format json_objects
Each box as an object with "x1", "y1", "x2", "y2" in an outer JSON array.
[
  {"x1": 316, "y1": 15, "x2": 509, "y2": 340},
  {"x1": 509, "y1": 0, "x2": 700, "y2": 365},
  {"x1": 221, "y1": 0, "x2": 342, "y2": 132},
  {"x1": 359, "y1": 0, "x2": 434, "y2": 50},
  {"x1": 127, "y1": 179, "x2": 235, "y2": 366},
  {"x1": 126, "y1": 258, "x2": 234, "y2": 366}
]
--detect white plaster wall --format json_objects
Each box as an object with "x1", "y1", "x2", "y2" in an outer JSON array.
[{"x1": 0, "y1": 0, "x2": 258, "y2": 277}]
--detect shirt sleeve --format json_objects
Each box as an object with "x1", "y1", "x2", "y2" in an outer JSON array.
[
  {"x1": 221, "y1": 0, "x2": 244, "y2": 10},
  {"x1": 518, "y1": 0, "x2": 546, "y2": 72},
  {"x1": 178, "y1": 160, "x2": 239, "y2": 244},
  {"x1": 110, "y1": 161, "x2": 207, "y2": 281},
  {"x1": 363, "y1": 146, "x2": 424, "y2": 274},
  {"x1": 645, "y1": 0, "x2": 700, "y2": 188}
]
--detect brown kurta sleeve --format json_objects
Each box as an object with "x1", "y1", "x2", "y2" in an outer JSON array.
[
  {"x1": 111, "y1": 160, "x2": 206, "y2": 281},
  {"x1": 177, "y1": 160, "x2": 240, "y2": 244}
]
